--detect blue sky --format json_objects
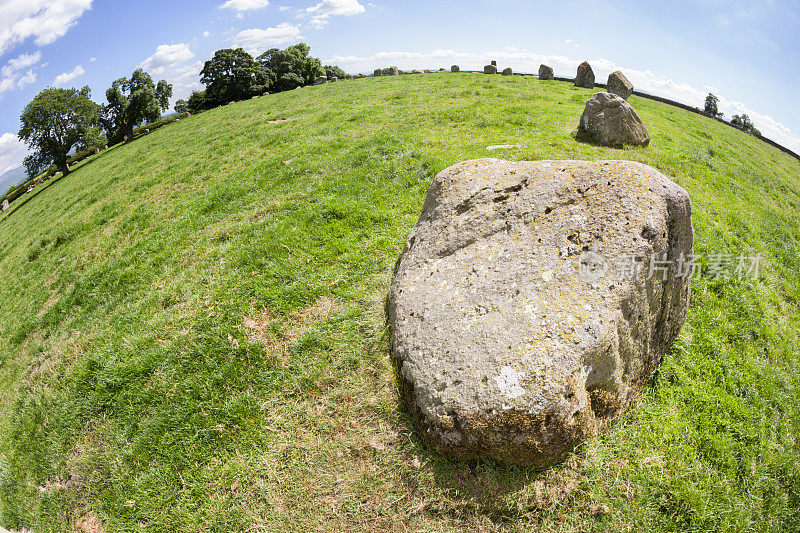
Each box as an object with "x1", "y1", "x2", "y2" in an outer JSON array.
[{"x1": 1, "y1": 0, "x2": 799, "y2": 173}]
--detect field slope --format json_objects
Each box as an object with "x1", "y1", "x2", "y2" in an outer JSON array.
[{"x1": 0, "y1": 73, "x2": 799, "y2": 532}]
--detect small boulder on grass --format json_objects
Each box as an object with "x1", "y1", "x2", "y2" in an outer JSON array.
[
  {"x1": 484, "y1": 64, "x2": 498, "y2": 74},
  {"x1": 451, "y1": 65, "x2": 460, "y2": 72},
  {"x1": 539, "y1": 64, "x2": 554, "y2": 80},
  {"x1": 579, "y1": 92, "x2": 650, "y2": 147},
  {"x1": 574, "y1": 61, "x2": 595, "y2": 88},
  {"x1": 502, "y1": 67, "x2": 513, "y2": 76},
  {"x1": 607, "y1": 71, "x2": 634, "y2": 100}
]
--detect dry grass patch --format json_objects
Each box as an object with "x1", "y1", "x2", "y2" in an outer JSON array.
[{"x1": 244, "y1": 296, "x2": 341, "y2": 359}]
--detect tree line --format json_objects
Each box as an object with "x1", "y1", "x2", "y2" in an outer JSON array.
[
  {"x1": 703, "y1": 93, "x2": 761, "y2": 136},
  {"x1": 13, "y1": 43, "x2": 344, "y2": 187}
]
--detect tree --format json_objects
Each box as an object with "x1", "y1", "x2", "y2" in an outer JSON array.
[
  {"x1": 186, "y1": 90, "x2": 208, "y2": 114},
  {"x1": 704, "y1": 93, "x2": 722, "y2": 117},
  {"x1": 105, "y1": 69, "x2": 172, "y2": 143},
  {"x1": 731, "y1": 114, "x2": 760, "y2": 136},
  {"x1": 257, "y1": 43, "x2": 324, "y2": 88},
  {"x1": 174, "y1": 99, "x2": 189, "y2": 114},
  {"x1": 201, "y1": 48, "x2": 273, "y2": 106},
  {"x1": 18, "y1": 86, "x2": 102, "y2": 177},
  {"x1": 324, "y1": 65, "x2": 347, "y2": 80},
  {"x1": 276, "y1": 72, "x2": 304, "y2": 91}
]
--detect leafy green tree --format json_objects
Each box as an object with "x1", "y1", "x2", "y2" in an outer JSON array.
[
  {"x1": 704, "y1": 93, "x2": 722, "y2": 117},
  {"x1": 18, "y1": 86, "x2": 102, "y2": 177},
  {"x1": 174, "y1": 99, "x2": 189, "y2": 114},
  {"x1": 257, "y1": 43, "x2": 323, "y2": 88},
  {"x1": 731, "y1": 114, "x2": 760, "y2": 135},
  {"x1": 276, "y1": 72, "x2": 304, "y2": 91},
  {"x1": 324, "y1": 65, "x2": 347, "y2": 80},
  {"x1": 186, "y1": 90, "x2": 208, "y2": 114},
  {"x1": 201, "y1": 48, "x2": 273, "y2": 106},
  {"x1": 105, "y1": 69, "x2": 172, "y2": 143}
]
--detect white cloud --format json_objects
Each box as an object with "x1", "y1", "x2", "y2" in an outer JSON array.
[
  {"x1": 16, "y1": 69, "x2": 36, "y2": 88},
  {"x1": 278, "y1": 5, "x2": 290, "y2": 11},
  {"x1": 218, "y1": 0, "x2": 269, "y2": 11},
  {"x1": 306, "y1": 0, "x2": 365, "y2": 28},
  {"x1": 0, "y1": 0, "x2": 93, "y2": 55},
  {"x1": 324, "y1": 48, "x2": 800, "y2": 153},
  {"x1": 52, "y1": 64, "x2": 85, "y2": 86},
  {"x1": 140, "y1": 43, "x2": 195, "y2": 76},
  {"x1": 89, "y1": 56, "x2": 96, "y2": 61},
  {"x1": 0, "y1": 51, "x2": 42, "y2": 98},
  {"x1": 1, "y1": 51, "x2": 42, "y2": 76},
  {"x1": 202, "y1": 31, "x2": 211, "y2": 38},
  {"x1": 232, "y1": 23, "x2": 302, "y2": 54},
  {"x1": 0, "y1": 133, "x2": 29, "y2": 174}
]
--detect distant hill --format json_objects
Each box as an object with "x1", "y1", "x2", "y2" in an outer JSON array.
[{"x1": 0, "y1": 165, "x2": 28, "y2": 197}]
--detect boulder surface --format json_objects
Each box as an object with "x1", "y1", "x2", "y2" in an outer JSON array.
[
  {"x1": 502, "y1": 67, "x2": 513, "y2": 76},
  {"x1": 538, "y1": 64, "x2": 554, "y2": 80},
  {"x1": 574, "y1": 61, "x2": 595, "y2": 88},
  {"x1": 451, "y1": 65, "x2": 460, "y2": 73},
  {"x1": 607, "y1": 71, "x2": 634, "y2": 100},
  {"x1": 580, "y1": 92, "x2": 650, "y2": 147},
  {"x1": 484, "y1": 64, "x2": 498, "y2": 74},
  {"x1": 389, "y1": 159, "x2": 692, "y2": 467}
]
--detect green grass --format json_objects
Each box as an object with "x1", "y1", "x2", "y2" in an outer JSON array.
[{"x1": 0, "y1": 73, "x2": 798, "y2": 532}]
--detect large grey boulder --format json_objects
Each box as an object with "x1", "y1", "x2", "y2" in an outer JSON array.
[
  {"x1": 607, "y1": 71, "x2": 633, "y2": 100},
  {"x1": 389, "y1": 159, "x2": 692, "y2": 467},
  {"x1": 484, "y1": 64, "x2": 498, "y2": 74},
  {"x1": 580, "y1": 92, "x2": 650, "y2": 147},
  {"x1": 373, "y1": 69, "x2": 382, "y2": 77},
  {"x1": 538, "y1": 64, "x2": 554, "y2": 80},
  {"x1": 451, "y1": 65, "x2": 460, "y2": 73},
  {"x1": 315, "y1": 76, "x2": 327, "y2": 85},
  {"x1": 574, "y1": 61, "x2": 595, "y2": 88},
  {"x1": 502, "y1": 67, "x2": 513, "y2": 76},
  {"x1": 389, "y1": 66, "x2": 399, "y2": 76}
]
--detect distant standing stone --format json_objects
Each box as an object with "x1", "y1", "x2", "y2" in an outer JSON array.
[
  {"x1": 1, "y1": 199, "x2": 9, "y2": 212},
  {"x1": 424, "y1": 69, "x2": 432, "y2": 73},
  {"x1": 607, "y1": 71, "x2": 634, "y2": 100},
  {"x1": 331, "y1": 77, "x2": 338, "y2": 82},
  {"x1": 574, "y1": 61, "x2": 595, "y2": 88},
  {"x1": 315, "y1": 76, "x2": 327, "y2": 85},
  {"x1": 491, "y1": 60, "x2": 497, "y2": 66},
  {"x1": 580, "y1": 92, "x2": 650, "y2": 146},
  {"x1": 451, "y1": 65, "x2": 460, "y2": 72},
  {"x1": 94, "y1": 147, "x2": 100, "y2": 154},
  {"x1": 262, "y1": 92, "x2": 270, "y2": 96},
  {"x1": 484, "y1": 64, "x2": 498, "y2": 74},
  {"x1": 374, "y1": 69, "x2": 382, "y2": 76},
  {"x1": 502, "y1": 67, "x2": 513, "y2": 76},
  {"x1": 538, "y1": 64, "x2": 554, "y2": 80},
  {"x1": 389, "y1": 66, "x2": 399, "y2": 75}
]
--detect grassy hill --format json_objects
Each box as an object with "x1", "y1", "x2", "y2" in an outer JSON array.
[{"x1": 0, "y1": 73, "x2": 798, "y2": 532}]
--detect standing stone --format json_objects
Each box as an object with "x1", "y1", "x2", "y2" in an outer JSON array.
[
  {"x1": 374, "y1": 69, "x2": 382, "y2": 77},
  {"x1": 451, "y1": 65, "x2": 460, "y2": 73},
  {"x1": 607, "y1": 71, "x2": 634, "y2": 100},
  {"x1": 315, "y1": 76, "x2": 327, "y2": 85},
  {"x1": 331, "y1": 77, "x2": 338, "y2": 82},
  {"x1": 262, "y1": 92, "x2": 270, "y2": 96},
  {"x1": 484, "y1": 64, "x2": 498, "y2": 74},
  {"x1": 502, "y1": 67, "x2": 513, "y2": 76},
  {"x1": 389, "y1": 158, "x2": 693, "y2": 467},
  {"x1": 389, "y1": 66, "x2": 399, "y2": 76},
  {"x1": 103, "y1": 145, "x2": 108, "y2": 150},
  {"x1": 491, "y1": 60, "x2": 497, "y2": 66},
  {"x1": 94, "y1": 148, "x2": 100, "y2": 154},
  {"x1": 579, "y1": 92, "x2": 650, "y2": 146},
  {"x1": 1, "y1": 199, "x2": 8, "y2": 212},
  {"x1": 538, "y1": 64, "x2": 554, "y2": 80},
  {"x1": 574, "y1": 61, "x2": 595, "y2": 88}
]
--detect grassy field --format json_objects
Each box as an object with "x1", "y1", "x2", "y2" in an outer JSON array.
[{"x1": 0, "y1": 72, "x2": 798, "y2": 532}]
